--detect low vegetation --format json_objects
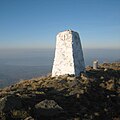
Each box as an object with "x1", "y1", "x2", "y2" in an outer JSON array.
[{"x1": 0, "y1": 62, "x2": 120, "y2": 120}]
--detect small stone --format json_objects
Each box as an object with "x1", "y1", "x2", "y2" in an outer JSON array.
[
  {"x1": 100, "y1": 76, "x2": 104, "y2": 79},
  {"x1": 67, "y1": 76, "x2": 76, "y2": 81},
  {"x1": 81, "y1": 73, "x2": 88, "y2": 80},
  {"x1": 104, "y1": 108, "x2": 108, "y2": 112},
  {"x1": 104, "y1": 68, "x2": 108, "y2": 71},
  {"x1": 99, "y1": 83, "x2": 105, "y2": 88},
  {"x1": 11, "y1": 110, "x2": 29, "y2": 119},
  {"x1": 76, "y1": 94, "x2": 80, "y2": 98},
  {"x1": 106, "y1": 80, "x2": 115, "y2": 90},
  {"x1": 94, "y1": 112, "x2": 99, "y2": 116},
  {"x1": 69, "y1": 80, "x2": 79, "y2": 87},
  {"x1": 107, "y1": 95, "x2": 110, "y2": 98},
  {"x1": 58, "y1": 79, "x2": 67, "y2": 84},
  {"x1": 24, "y1": 116, "x2": 34, "y2": 120},
  {"x1": 74, "y1": 117, "x2": 80, "y2": 120}
]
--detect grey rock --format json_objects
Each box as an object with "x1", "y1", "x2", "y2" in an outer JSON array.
[
  {"x1": 24, "y1": 116, "x2": 34, "y2": 120},
  {"x1": 35, "y1": 99, "x2": 64, "y2": 117},
  {"x1": 16, "y1": 88, "x2": 25, "y2": 93},
  {"x1": 67, "y1": 76, "x2": 76, "y2": 81},
  {"x1": 0, "y1": 95, "x2": 23, "y2": 112},
  {"x1": 58, "y1": 79, "x2": 67, "y2": 84},
  {"x1": 68, "y1": 80, "x2": 79, "y2": 87}
]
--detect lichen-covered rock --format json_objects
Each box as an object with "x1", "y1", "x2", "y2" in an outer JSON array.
[
  {"x1": 0, "y1": 95, "x2": 23, "y2": 112},
  {"x1": 24, "y1": 116, "x2": 34, "y2": 120},
  {"x1": 11, "y1": 109, "x2": 29, "y2": 119},
  {"x1": 35, "y1": 99, "x2": 64, "y2": 117},
  {"x1": 0, "y1": 95, "x2": 29, "y2": 119}
]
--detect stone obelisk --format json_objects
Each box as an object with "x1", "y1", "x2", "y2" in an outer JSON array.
[{"x1": 52, "y1": 30, "x2": 85, "y2": 77}]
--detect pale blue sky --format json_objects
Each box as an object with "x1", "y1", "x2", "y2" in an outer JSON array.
[{"x1": 0, "y1": 0, "x2": 120, "y2": 49}]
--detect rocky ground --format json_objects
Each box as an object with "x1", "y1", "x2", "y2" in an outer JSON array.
[{"x1": 0, "y1": 62, "x2": 120, "y2": 120}]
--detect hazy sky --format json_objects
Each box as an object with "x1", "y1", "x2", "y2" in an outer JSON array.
[{"x1": 0, "y1": 0, "x2": 120, "y2": 49}]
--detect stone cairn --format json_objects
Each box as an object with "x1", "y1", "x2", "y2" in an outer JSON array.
[{"x1": 52, "y1": 30, "x2": 85, "y2": 77}]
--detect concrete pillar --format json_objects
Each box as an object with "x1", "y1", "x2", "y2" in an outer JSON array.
[
  {"x1": 93, "y1": 60, "x2": 98, "y2": 70},
  {"x1": 52, "y1": 30, "x2": 85, "y2": 77}
]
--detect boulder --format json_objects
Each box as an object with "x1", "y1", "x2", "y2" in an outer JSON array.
[
  {"x1": 0, "y1": 95, "x2": 23, "y2": 112},
  {"x1": 35, "y1": 99, "x2": 64, "y2": 117}
]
